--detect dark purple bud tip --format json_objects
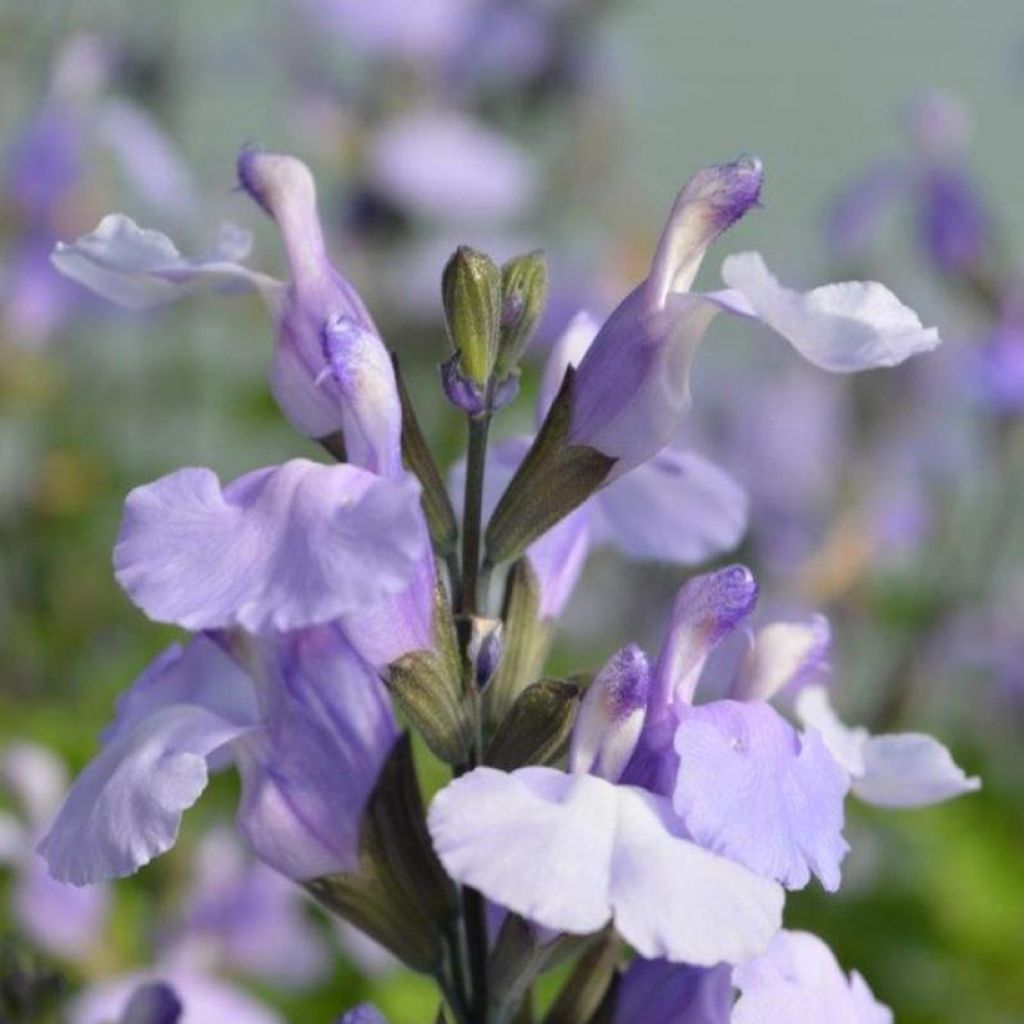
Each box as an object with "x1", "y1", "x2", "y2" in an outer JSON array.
[
  {"x1": 684, "y1": 154, "x2": 764, "y2": 235},
  {"x1": 678, "y1": 564, "x2": 759, "y2": 647},
  {"x1": 120, "y1": 982, "x2": 183, "y2": 1024},
  {"x1": 602, "y1": 644, "x2": 651, "y2": 721},
  {"x1": 440, "y1": 353, "x2": 488, "y2": 416}
]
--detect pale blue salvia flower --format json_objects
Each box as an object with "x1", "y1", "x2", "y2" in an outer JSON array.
[
  {"x1": 0, "y1": 742, "x2": 110, "y2": 961},
  {"x1": 39, "y1": 627, "x2": 397, "y2": 886},
  {"x1": 69, "y1": 970, "x2": 283, "y2": 1024},
  {"x1": 50, "y1": 149, "x2": 402, "y2": 457},
  {"x1": 450, "y1": 312, "x2": 748, "y2": 620},
  {"x1": 428, "y1": 636, "x2": 785, "y2": 966},
  {"x1": 564, "y1": 156, "x2": 940, "y2": 481}
]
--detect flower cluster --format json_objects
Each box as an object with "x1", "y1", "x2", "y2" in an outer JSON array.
[{"x1": 38, "y1": 146, "x2": 976, "y2": 1022}]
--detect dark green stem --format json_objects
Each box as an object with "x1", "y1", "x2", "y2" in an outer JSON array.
[{"x1": 460, "y1": 414, "x2": 492, "y2": 617}]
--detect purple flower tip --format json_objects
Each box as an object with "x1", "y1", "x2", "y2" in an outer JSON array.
[
  {"x1": 440, "y1": 353, "x2": 488, "y2": 415},
  {"x1": 683, "y1": 563, "x2": 759, "y2": 645},
  {"x1": 604, "y1": 644, "x2": 651, "y2": 721},
  {"x1": 236, "y1": 146, "x2": 316, "y2": 223},
  {"x1": 683, "y1": 154, "x2": 764, "y2": 236},
  {"x1": 120, "y1": 982, "x2": 183, "y2": 1024}
]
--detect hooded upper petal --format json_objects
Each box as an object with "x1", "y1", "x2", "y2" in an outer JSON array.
[
  {"x1": 796, "y1": 685, "x2": 980, "y2": 807},
  {"x1": 51, "y1": 214, "x2": 273, "y2": 309},
  {"x1": 428, "y1": 765, "x2": 783, "y2": 965},
  {"x1": 235, "y1": 626, "x2": 398, "y2": 880},
  {"x1": 38, "y1": 639, "x2": 258, "y2": 885},
  {"x1": 114, "y1": 459, "x2": 426, "y2": 633},
  {"x1": 732, "y1": 615, "x2": 831, "y2": 703},
  {"x1": 672, "y1": 700, "x2": 850, "y2": 891},
  {"x1": 732, "y1": 930, "x2": 892, "y2": 1024},
  {"x1": 717, "y1": 252, "x2": 940, "y2": 372}
]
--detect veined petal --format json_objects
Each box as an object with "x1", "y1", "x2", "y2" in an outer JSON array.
[
  {"x1": 795, "y1": 686, "x2": 980, "y2": 807},
  {"x1": 51, "y1": 214, "x2": 276, "y2": 310},
  {"x1": 38, "y1": 639, "x2": 257, "y2": 885},
  {"x1": 733, "y1": 930, "x2": 892, "y2": 1024},
  {"x1": 672, "y1": 700, "x2": 850, "y2": 891},
  {"x1": 235, "y1": 627, "x2": 398, "y2": 880},
  {"x1": 592, "y1": 449, "x2": 748, "y2": 565},
  {"x1": 614, "y1": 959, "x2": 732, "y2": 1024},
  {"x1": 39, "y1": 711, "x2": 252, "y2": 886},
  {"x1": 733, "y1": 615, "x2": 831, "y2": 703},
  {"x1": 428, "y1": 766, "x2": 782, "y2": 965},
  {"x1": 114, "y1": 460, "x2": 426, "y2": 633},
  {"x1": 718, "y1": 252, "x2": 940, "y2": 372}
]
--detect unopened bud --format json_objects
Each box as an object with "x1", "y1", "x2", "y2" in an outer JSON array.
[
  {"x1": 441, "y1": 246, "x2": 501, "y2": 390},
  {"x1": 496, "y1": 250, "x2": 548, "y2": 380},
  {"x1": 468, "y1": 616, "x2": 504, "y2": 689},
  {"x1": 570, "y1": 645, "x2": 650, "y2": 783}
]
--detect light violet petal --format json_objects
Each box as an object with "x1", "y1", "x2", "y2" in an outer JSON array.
[
  {"x1": 38, "y1": 705, "x2": 253, "y2": 886},
  {"x1": 733, "y1": 615, "x2": 831, "y2": 703},
  {"x1": 854, "y1": 733, "x2": 980, "y2": 808},
  {"x1": 733, "y1": 930, "x2": 892, "y2": 1024},
  {"x1": 51, "y1": 214, "x2": 273, "y2": 310},
  {"x1": 235, "y1": 627, "x2": 398, "y2": 880},
  {"x1": 114, "y1": 460, "x2": 426, "y2": 633},
  {"x1": 592, "y1": 449, "x2": 748, "y2": 564},
  {"x1": 614, "y1": 959, "x2": 732, "y2": 1024},
  {"x1": 568, "y1": 286, "x2": 720, "y2": 477},
  {"x1": 672, "y1": 700, "x2": 850, "y2": 891},
  {"x1": 719, "y1": 252, "x2": 941, "y2": 372},
  {"x1": 428, "y1": 767, "x2": 616, "y2": 935}
]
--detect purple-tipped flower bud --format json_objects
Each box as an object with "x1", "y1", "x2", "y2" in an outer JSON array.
[
  {"x1": 570, "y1": 644, "x2": 650, "y2": 783},
  {"x1": 496, "y1": 250, "x2": 548, "y2": 380},
  {"x1": 467, "y1": 616, "x2": 504, "y2": 689},
  {"x1": 568, "y1": 156, "x2": 763, "y2": 479}
]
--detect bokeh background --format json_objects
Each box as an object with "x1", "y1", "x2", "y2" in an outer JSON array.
[{"x1": 1, "y1": 1, "x2": 1022, "y2": 1021}]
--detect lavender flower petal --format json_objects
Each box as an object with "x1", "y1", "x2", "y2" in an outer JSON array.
[
  {"x1": 672, "y1": 700, "x2": 850, "y2": 891},
  {"x1": 113, "y1": 460, "x2": 425, "y2": 633},
  {"x1": 615, "y1": 959, "x2": 732, "y2": 1024},
  {"x1": 732, "y1": 615, "x2": 831, "y2": 702}
]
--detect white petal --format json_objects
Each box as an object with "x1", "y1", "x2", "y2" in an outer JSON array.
[
  {"x1": 794, "y1": 685, "x2": 867, "y2": 777},
  {"x1": 855, "y1": 734, "x2": 980, "y2": 808},
  {"x1": 719, "y1": 252, "x2": 940, "y2": 372},
  {"x1": 734, "y1": 616, "x2": 831, "y2": 703},
  {"x1": 51, "y1": 214, "x2": 275, "y2": 310}
]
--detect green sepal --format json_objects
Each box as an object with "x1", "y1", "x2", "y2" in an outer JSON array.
[
  {"x1": 387, "y1": 580, "x2": 475, "y2": 765},
  {"x1": 496, "y1": 250, "x2": 548, "y2": 380},
  {"x1": 483, "y1": 559, "x2": 552, "y2": 735},
  {"x1": 485, "y1": 678, "x2": 581, "y2": 771},
  {"x1": 542, "y1": 930, "x2": 621, "y2": 1024},
  {"x1": 484, "y1": 368, "x2": 616, "y2": 567},
  {"x1": 442, "y1": 246, "x2": 502, "y2": 385},
  {"x1": 392, "y1": 353, "x2": 458, "y2": 557},
  {"x1": 304, "y1": 734, "x2": 458, "y2": 975}
]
